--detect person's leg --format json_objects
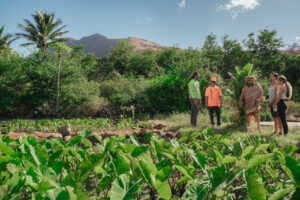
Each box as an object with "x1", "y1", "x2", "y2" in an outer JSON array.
[
  {"x1": 190, "y1": 99, "x2": 199, "y2": 126},
  {"x1": 190, "y1": 99, "x2": 195, "y2": 126},
  {"x1": 274, "y1": 116, "x2": 280, "y2": 133},
  {"x1": 278, "y1": 117, "x2": 283, "y2": 134},
  {"x1": 246, "y1": 114, "x2": 252, "y2": 131},
  {"x1": 194, "y1": 103, "x2": 199, "y2": 126},
  {"x1": 254, "y1": 112, "x2": 261, "y2": 132},
  {"x1": 216, "y1": 107, "x2": 221, "y2": 126},
  {"x1": 278, "y1": 100, "x2": 288, "y2": 135},
  {"x1": 208, "y1": 107, "x2": 215, "y2": 125}
]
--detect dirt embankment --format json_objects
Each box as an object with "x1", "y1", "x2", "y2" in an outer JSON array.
[{"x1": 0, "y1": 123, "x2": 182, "y2": 143}]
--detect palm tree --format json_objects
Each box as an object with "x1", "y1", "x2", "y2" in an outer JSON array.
[
  {"x1": 0, "y1": 25, "x2": 18, "y2": 57},
  {"x1": 0, "y1": 25, "x2": 18, "y2": 48},
  {"x1": 16, "y1": 11, "x2": 70, "y2": 52}
]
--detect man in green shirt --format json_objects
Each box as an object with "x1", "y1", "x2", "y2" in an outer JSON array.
[{"x1": 188, "y1": 72, "x2": 202, "y2": 126}]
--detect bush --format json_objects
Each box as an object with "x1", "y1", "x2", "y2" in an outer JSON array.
[
  {"x1": 286, "y1": 100, "x2": 300, "y2": 117},
  {"x1": 142, "y1": 74, "x2": 189, "y2": 115}
]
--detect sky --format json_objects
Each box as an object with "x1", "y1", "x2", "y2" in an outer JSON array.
[{"x1": 1, "y1": 0, "x2": 300, "y2": 55}]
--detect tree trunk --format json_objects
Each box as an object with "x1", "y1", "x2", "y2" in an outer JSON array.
[{"x1": 56, "y1": 53, "x2": 62, "y2": 117}]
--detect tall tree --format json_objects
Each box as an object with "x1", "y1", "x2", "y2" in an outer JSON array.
[
  {"x1": 0, "y1": 25, "x2": 18, "y2": 56},
  {"x1": 16, "y1": 11, "x2": 70, "y2": 52},
  {"x1": 201, "y1": 33, "x2": 224, "y2": 72},
  {"x1": 243, "y1": 29, "x2": 284, "y2": 75}
]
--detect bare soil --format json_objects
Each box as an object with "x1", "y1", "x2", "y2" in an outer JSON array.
[{"x1": 0, "y1": 123, "x2": 181, "y2": 142}]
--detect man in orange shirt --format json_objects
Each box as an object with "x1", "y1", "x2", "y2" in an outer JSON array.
[{"x1": 205, "y1": 77, "x2": 222, "y2": 126}]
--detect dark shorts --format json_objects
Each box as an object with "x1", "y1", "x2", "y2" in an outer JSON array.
[{"x1": 270, "y1": 107, "x2": 279, "y2": 117}]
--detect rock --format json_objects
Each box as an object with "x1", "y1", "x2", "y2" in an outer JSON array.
[
  {"x1": 58, "y1": 124, "x2": 72, "y2": 137},
  {"x1": 64, "y1": 135, "x2": 72, "y2": 142}
]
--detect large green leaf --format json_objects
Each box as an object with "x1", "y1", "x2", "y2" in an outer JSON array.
[
  {"x1": 222, "y1": 156, "x2": 236, "y2": 164},
  {"x1": 156, "y1": 166, "x2": 172, "y2": 182},
  {"x1": 291, "y1": 187, "x2": 300, "y2": 200},
  {"x1": 154, "y1": 181, "x2": 171, "y2": 200},
  {"x1": 183, "y1": 179, "x2": 208, "y2": 200},
  {"x1": 246, "y1": 154, "x2": 271, "y2": 169},
  {"x1": 285, "y1": 156, "x2": 300, "y2": 186},
  {"x1": 74, "y1": 182, "x2": 89, "y2": 200},
  {"x1": 282, "y1": 145, "x2": 298, "y2": 156},
  {"x1": 211, "y1": 166, "x2": 227, "y2": 194},
  {"x1": 44, "y1": 187, "x2": 67, "y2": 200},
  {"x1": 116, "y1": 153, "x2": 131, "y2": 175},
  {"x1": 0, "y1": 141, "x2": 15, "y2": 155},
  {"x1": 0, "y1": 155, "x2": 11, "y2": 164},
  {"x1": 0, "y1": 185, "x2": 8, "y2": 200},
  {"x1": 37, "y1": 180, "x2": 56, "y2": 192},
  {"x1": 67, "y1": 136, "x2": 82, "y2": 147},
  {"x1": 241, "y1": 146, "x2": 254, "y2": 158},
  {"x1": 36, "y1": 144, "x2": 48, "y2": 165},
  {"x1": 269, "y1": 186, "x2": 294, "y2": 200},
  {"x1": 29, "y1": 145, "x2": 40, "y2": 165},
  {"x1": 139, "y1": 153, "x2": 157, "y2": 186},
  {"x1": 132, "y1": 146, "x2": 149, "y2": 157},
  {"x1": 245, "y1": 169, "x2": 266, "y2": 200},
  {"x1": 174, "y1": 165, "x2": 194, "y2": 180},
  {"x1": 255, "y1": 144, "x2": 270, "y2": 154},
  {"x1": 110, "y1": 174, "x2": 141, "y2": 200}
]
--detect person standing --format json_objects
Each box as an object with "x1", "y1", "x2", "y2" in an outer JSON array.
[
  {"x1": 271, "y1": 76, "x2": 292, "y2": 135},
  {"x1": 268, "y1": 72, "x2": 280, "y2": 134},
  {"x1": 205, "y1": 77, "x2": 222, "y2": 126},
  {"x1": 188, "y1": 72, "x2": 201, "y2": 126},
  {"x1": 239, "y1": 75, "x2": 263, "y2": 132}
]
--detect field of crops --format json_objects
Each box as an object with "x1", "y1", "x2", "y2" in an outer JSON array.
[
  {"x1": 0, "y1": 125, "x2": 299, "y2": 200},
  {"x1": 0, "y1": 118, "x2": 155, "y2": 134}
]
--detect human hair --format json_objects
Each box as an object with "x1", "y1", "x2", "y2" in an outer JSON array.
[
  {"x1": 191, "y1": 72, "x2": 199, "y2": 79},
  {"x1": 271, "y1": 72, "x2": 278, "y2": 79},
  {"x1": 278, "y1": 76, "x2": 293, "y2": 99}
]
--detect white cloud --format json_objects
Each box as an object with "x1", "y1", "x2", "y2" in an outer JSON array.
[
  {"x1": 296, "y1": 36, "x2": 300, "y2": 41},
  {"x1": 145, "y1": 17, "x2": 152, "y2": 22},
  {"x1": 218, "y1": 0, "x2": 260, "y2": 18},
  {"x1": 178, "y1": 0, "x2": 186, "y2": 8}
]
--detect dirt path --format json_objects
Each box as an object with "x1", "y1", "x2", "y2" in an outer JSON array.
[{"x1": 261, "y1": 121, "x2": 300, "y2": 127}]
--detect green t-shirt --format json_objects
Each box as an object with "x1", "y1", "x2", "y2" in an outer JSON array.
[{"x1": 188, "y1": 79, "x2": 201, "y2": 99}]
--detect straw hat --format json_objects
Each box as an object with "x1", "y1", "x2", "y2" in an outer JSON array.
[{"x1": 244, "y1": 75, "x2": 255, "y2": 80}]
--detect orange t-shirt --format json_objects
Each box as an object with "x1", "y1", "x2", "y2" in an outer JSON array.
[{"x1": 205, "y1": 86, "x2": 222, "y2": 107}]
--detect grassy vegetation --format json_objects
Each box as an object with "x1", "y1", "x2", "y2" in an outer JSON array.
[{"x1": 149, "y1": 111, "x2": 300, "y2": 148}]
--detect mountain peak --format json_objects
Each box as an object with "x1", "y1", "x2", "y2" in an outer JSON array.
[{"x1": 68, "y1": 34, "x2": 169, "y2": 57}]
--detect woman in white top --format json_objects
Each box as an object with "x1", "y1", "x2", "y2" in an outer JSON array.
[
  {"x1": 268, "y1": 72, "x2": 280, "y2": 134},
  {"x1": 272, "y1": 76, "x2": 292, "y2": 135}
]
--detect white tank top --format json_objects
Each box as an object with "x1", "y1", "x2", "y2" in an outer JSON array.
[
  {"x1": 277, "y1": 85, "x2": 287, "y2": 99},
  {"x1": 269, "y1": 83, "x2": 276, "y2": 103}
]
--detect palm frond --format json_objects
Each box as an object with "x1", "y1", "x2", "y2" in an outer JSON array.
[{"x1": 20, "y1": 42, "x2": 35, "y2": 47}]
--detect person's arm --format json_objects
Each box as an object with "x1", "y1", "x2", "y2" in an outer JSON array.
[
  {"x1": 205, "y1": 88, "x2": 209, "y2": 107},
  {"x1": 219, "y1": 96, "x2": 222, "y2": 107}
]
